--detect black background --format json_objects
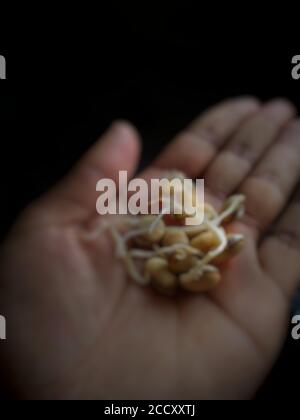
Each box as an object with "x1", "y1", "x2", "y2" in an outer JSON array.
[{"x1": 0, "y1": 6, "x2": 299, "y2": 399}]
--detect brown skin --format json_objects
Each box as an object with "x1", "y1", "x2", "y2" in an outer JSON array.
[{"x1": 0, "y1": 97, "x2": 300, "y2": 399}]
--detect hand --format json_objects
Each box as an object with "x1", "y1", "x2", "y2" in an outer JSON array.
[{"x1": 0, "y1": 97, "x2": 299, "y2": 399}]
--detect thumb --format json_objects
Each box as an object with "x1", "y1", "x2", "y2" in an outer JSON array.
[{"x1": 33, "y1": 121, "x2": 141, "y2": 224}]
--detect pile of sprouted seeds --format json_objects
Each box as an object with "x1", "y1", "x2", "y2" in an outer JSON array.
[{"x1": 88, "y1": 171, "x2": 246, "y2": 295}]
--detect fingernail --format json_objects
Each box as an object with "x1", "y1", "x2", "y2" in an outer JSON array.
[
  {"x1": 104, "y1": 121, "x2": 138, "y2": 154},
  {"x1": 110, "y1": 120, "x2": 134, "y2": 138},
  {"x1": 235, "y1": 96, "x2": 261, "y2": 108},
  {"x1": 265, "y1": 98, "x2": 296, "y2": 119}
]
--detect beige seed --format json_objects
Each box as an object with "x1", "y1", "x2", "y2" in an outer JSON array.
[
  {"x1": 145, "y1": 257, "x2": 168, "y2": 275},
  {"x1": 151, "y1": 270, "x2": 178, "y2": 296},
  {"x1": 190, "y1": 230, "x2": 220, "y2": 253},
  {"x1": 162, "y1": 228, "x2": 189, "y2": 247},
  {"x1": 145, "y1": 223, "x2": 165, "y2": 244},
  {"x1": 168, "y1": 254, "x2": 198, "y2": 274},
  {"x1": 179, "y1": 265, "x2": 221, "y2": 292},
  {"x1": 145, "y1": 257, "x2": 178, "y2": 295},
  {"x1": 213, "y1": 234, "x2": 245, "y2": 264}
]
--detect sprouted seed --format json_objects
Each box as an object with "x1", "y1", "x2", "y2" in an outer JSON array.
[{"x1": 85, "y1": 171, "x2": 246, "y2": 295}]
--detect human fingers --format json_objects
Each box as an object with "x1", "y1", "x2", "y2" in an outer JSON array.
[
  {"x1": 203, "y1": 99, "x2": 296, "y2": 199},
  {"x1": 239, "y1": 118, "x2": 300, "y2": 239},
  {"x1": 154, "y1": 97, "x2": 260, "y2": 178},
  {"x1": 28, "y1": 121, "x2": 141, "y2": 224},
  {"x1": 259, "y1": 184, "x2": 300, "y2": 299}
]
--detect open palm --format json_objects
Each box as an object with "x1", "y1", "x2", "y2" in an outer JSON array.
[{"x1": 1, "y1": 97, "x2": 300, "y2": 399}]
